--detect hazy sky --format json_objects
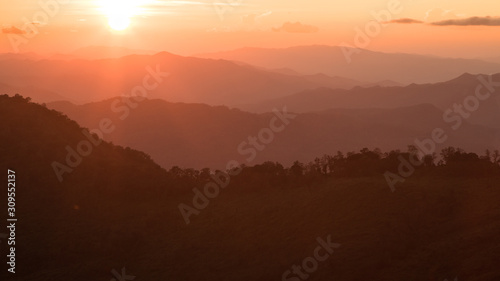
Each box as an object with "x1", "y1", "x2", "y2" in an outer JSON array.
[{"x1": 1, "y1": 0, "x2": 499, "y2": 57}]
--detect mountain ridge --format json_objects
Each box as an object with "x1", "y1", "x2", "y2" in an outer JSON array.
[
  {"x1": 47, "y1": 97, "x2": 499, "y2": 169},
  {"x1": 198, "y1": 45, "x2": 500, "y2": 84},
  {"x1": 239, "y1": 72, "x2": 500, "y2": 129}
]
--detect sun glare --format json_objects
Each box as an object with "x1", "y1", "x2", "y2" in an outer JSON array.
[
  {"x1": 108, "y1": 16, "x2": 131, "y2": 31},
  {"x1": 100, "y1": 0, "x2": 151, "y2": 31}
]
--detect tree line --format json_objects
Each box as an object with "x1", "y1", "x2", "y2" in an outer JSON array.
[
  {"x1": 3, "y1": 94, "x2": 499, "y2": 194},
  {"x1": 168, "y1": 146, "x2": 500, "y2": 190}
]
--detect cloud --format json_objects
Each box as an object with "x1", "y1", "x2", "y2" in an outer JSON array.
[
  {"x1": 384, "y1": 18, "x2": 423, "y2": 24},
  {"x1": 206, "y1": 26, "x2": 232, "y2": 32},
  {"x1": 241, "y1": 11, "x2": 272, "y2": 26},
  {"x1": 272, "y1": 22, "x2": 318, "y2": 33},
  {"x1": 425, "y1": 8, "x2": 462, "y2": 22},
  {"x1": 2, "y1": 26, "x2": 26, "y2": 35},
  {"x1": 431, "y1": 16, "x2": 500, "y2": 26}
]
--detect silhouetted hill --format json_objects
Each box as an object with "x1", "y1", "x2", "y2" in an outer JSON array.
[
  {"x1": 0, "y1": 94, "x2": 173, "y2": 194},
  {"x1": 48, "y1": 98, "x2": 498, "y2": 169},
  {"x1": 0, "y1": 94, "x2": 181, "y2": 279},
  {"x1": 241, "y1": 73, "x2": 500, "y2": 129},
  {"x1": 2, "y1": 94, "x2": 500, "y2": 281},
  {"x1": 198, "y1": 45, "x2": 500, "y2": 84}
]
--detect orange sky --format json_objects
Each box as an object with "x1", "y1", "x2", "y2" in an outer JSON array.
[{"x1": 1, "y1": 0, "x2": 500, "y2": 58}]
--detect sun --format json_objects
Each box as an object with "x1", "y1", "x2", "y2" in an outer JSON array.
[
  {"x1": 99, "y1": 0, "x2": 146, "y2": 31},
  {"x1": 108, "y1": 16, "x2": 131, "y2": 31}
]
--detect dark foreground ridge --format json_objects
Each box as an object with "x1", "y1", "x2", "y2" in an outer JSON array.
[{"x1": 1, "y1": 94, "x2": 500, "y2": 280}]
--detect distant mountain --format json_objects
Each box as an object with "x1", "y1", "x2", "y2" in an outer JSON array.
[
  {"x1": 301, "y1": 73, "x2": 363, "y2": 89},
  {"x1": 301, "y1": 73, "x2": 402, "y2": 89},
  {"x1": 65, "y1": 46, "x2": 156, "y2": 60},
  {"x1": 362, "y1": 80, "x2": 402, "y2": 87},
  {"x1": 0, "y1": 52, "x2": 41, "y2": 61},
  {"x1": 240, "y1": 73, "x2": 500, "y2": 129},
  {"x1": 262, "y1": 67, "x2": 401, "y2": 89},
  {"x1": 198, "y1": 45, "x2": 500, "y2": 84},
  {"x1": 0, "y1": 52, "x2": 344, "y2": 105},
  {"x1": 48, "y1": 98, "x2": 498, "y2": 169},
  {"x1": 481, "y1": 56, "x2": 500, "y2": 64},
  {"x1": 269, "y1": 67, "x2": 304, "y2": 76},
  {"x1": 0, "y1": 51, "x2": 408, "y2": 106},
  {"x1": 0, "y1": 82, "x2": 70, "y2": 104}
]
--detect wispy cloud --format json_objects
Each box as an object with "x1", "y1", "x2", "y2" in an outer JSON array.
[
  {"x1": 64, "y1": 0, "x2": 211, "y2": 16},
  {"x1": 431, "y1": 16, "x2": 500, "y2": 26},
  {"x1": 425, "y1": 8, "x2": 463, "y2": 22},
  {"x1": 272, "y1": 22, "x2": 318, "y2": 33},
  {"x1": 384, "y1": 18, "x2": 423, "y2": 24},
  {"x1": 241, "y1": 11, "x2": 272, "y2": 26}
]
